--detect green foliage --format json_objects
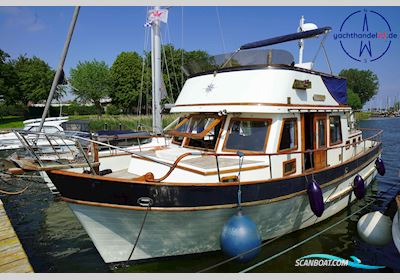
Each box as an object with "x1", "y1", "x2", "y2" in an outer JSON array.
[
  {"x1": 0, "y1": 116, "x2": 24, "y2": 129},
  {"x1": 339, "y1": 68, "x2": 379, "y2": 106},
  {"x1": 105, "y1": 104, "x2": 122, "y2": 115},
  {"x1": 0, "y1": 103, "x2": 27, "y2": 118},
  {"x1": 13, "y1": 55, "x2": 55, "y2": 104},
  {"x1": 86, "y1": 114, "x2": 179, "y2": 131},
  {"x1": 355, "y1": 112, "x2": 372, "y2": 121},
  {"x1": 144, "y1": 45, "x2": 215, "y2": 103},
  {"x1": 70, "y1": 60, "x2": 111, "y2": 116},
  {"x1": 25, "y1": 105, "x2": 61, "y2": 119},
  {"x1": 62, "y1": 101, "x2": 100, "y2": 116},
  {"x1": 347, "y1": 88, "x2": 362, "y2": 110},
  {"x1": 110, "y1": 52, "x2": 144, "y2": 114},
  {"x1": 0, "y1": 50, "x2": 19, "y2": 105}
]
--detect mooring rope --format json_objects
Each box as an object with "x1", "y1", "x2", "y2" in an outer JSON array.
[
  {"x1": 0, "y1": 182, "x2": 29, "y2": 195},
  {"x1": 127, "y1": 198, "x2": 153, "y2": 261},
  {"x1": 0, "y1": 170, "x2": 44, "y2": 195},
  {"x1": 237, "y1": 152, "x2": 244, "y2": 210},
  {"x1": 198, "y1": 176, "x2": 400, "y2": 273}
]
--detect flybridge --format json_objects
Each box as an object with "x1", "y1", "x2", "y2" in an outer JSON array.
[
  {"x1": 183, "y1": 22, "x2": 332, "y2": 77},
  {"x1": 183, "y1": 49, "x2": 295, "y2": 76}
]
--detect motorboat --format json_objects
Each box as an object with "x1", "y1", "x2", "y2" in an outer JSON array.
[
  {"x1": 12, "y1": 14, "x2": 385, "y2": 264},
  {"x1": 0, "y1": 116, "x2": 70, "y2": 152}
]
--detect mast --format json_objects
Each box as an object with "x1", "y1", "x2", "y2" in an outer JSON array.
[
  {"x1": 298, "y1": 16, "x2": 305, "y2": 64},
  {"x1": 151, "y1": 6, "x2": 163, "y2": 134},
  {"x1": 38, "y1": 7, "x2": 80, "y2": 132}
]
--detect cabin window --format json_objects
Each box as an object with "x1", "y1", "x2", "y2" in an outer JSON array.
[
  {"x1": 316, "y1": 119, "x2": 326, "y2": 148},
  {"x1": 168, "y1": 115, "x2": 222, "y2": 137},
  {"x1": 329, "y1": 116, "x2": 342, "y2": 145},
  {"x1": 345, "y1": 140, "x2": 350, "y2": 150},
  {"x1": 186, "y1": 120, "x2": 223, "y2": 150},
  {"x1": 167, "y1": 114, "x2": 223, "y2": 150},
  {"x1": 279, "y1": 118, "x2": 298, "y2": 151},
  {"x1": 223, "y1": 118, "x2": 270, "y2": 152},
  {"x1": 283, "y1": 159, "x2": 296, "y2": 176}
]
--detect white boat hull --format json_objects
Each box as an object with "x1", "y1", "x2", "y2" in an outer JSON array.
[
  {"x1": 393, "y1": 211, "x2": 400, "y2": 254},
  {"x1": 66, "y1": 160, "x2": 377, "y2": 263}
]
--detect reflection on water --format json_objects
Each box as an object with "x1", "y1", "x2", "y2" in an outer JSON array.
[{"x1": 0, "y1": 118, "x2": 399, "y2": 272}]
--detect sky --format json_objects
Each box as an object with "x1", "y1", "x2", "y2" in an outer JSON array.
[{"x1": 0, "y1": 6, "x2": 399, "y2": 109}]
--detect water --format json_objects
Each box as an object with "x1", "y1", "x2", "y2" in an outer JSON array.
[{"x1": 0, "y1": 118, "x2": 399, "y2": 273}]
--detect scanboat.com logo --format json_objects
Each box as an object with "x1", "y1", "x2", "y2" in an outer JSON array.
[
  {"x1": 295, "y1": 254, "x2": 385, "y2": 270},
  {"x1": 333, "y1": 9, "x2": 398, "y2": 63}
]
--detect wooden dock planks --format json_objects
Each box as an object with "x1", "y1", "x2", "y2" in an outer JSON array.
[{"x1": 0, "y1": 199, "x2": 33, "y2": 273}]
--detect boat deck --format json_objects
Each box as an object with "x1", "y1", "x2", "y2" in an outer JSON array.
[
  {"x1": 181, "y1": 156, "x2": 263, "y2": 170},
  {"x1": 0, "y1": 199, "x2": 33, "y2": 273},
  {"x1": 103, "y1": 169, "x2": 139, "y2": 179},
  {"x1": 139, "y1": 149, "x2": 266, "y2": 171}
]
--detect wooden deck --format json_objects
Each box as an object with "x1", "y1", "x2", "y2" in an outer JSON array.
[{"x1": 0, "y1": 199, "x2": 33, "y2": 273}]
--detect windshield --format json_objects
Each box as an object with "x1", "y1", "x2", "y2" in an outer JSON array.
[
  {"x1": 167, "y1": 114, "x2": 224, "y2": 150},
  {"x1": 168, "y1": 114, "x2": 222, "y2": 139},
  {"x1": 183, "y1": 49, "x2": 294, "y2": 76}
]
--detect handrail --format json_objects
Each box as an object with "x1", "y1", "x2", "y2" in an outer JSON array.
[
  {"x1": 13, "y1": 127, "x2": 382, "y2": 183},
  {"x1": 12, "y1": 129, "x2": 174, "y2": 168},
  {"x1": 145, "y1": 128, "x2": 382, "y2": 182}
]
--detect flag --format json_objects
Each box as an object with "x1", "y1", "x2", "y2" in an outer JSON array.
[{"x1": 147, "y1": 9, "x2": 168, "y2": 24}]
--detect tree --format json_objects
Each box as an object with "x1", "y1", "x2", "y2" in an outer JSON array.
[
  {"x1": 145, "y1": 45, "x2": 214, "y2": 103},
  {"x1": 13, "y1": 55, "x2": 55, "y2": 104},
  {"x1": 393, "y1": 101, "x2": 400, "y2": 112},
  {"x1": 347, "y1": 88, "x2": 362, "y2": 110},
  {"x1": 339, "y1": 69, "x2": 379, "y2": 107},
  {"x1": 70, "y1": 60, "x2": 111, "y2": 116},
  {"x1": 110, "y1": 52, "x2": 143, "y2": 114},
  {"x1": 0, "y1": 49, "x2": 19, "y2": 104}
]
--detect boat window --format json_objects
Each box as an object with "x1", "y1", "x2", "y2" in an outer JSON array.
[
  {"x1": 223, "y1": 118, "x2": 270, "y2": 152},
  {"x1": 279, "y1": 118, "x2": 298, "y2": 151},
  {"x1": 317, "y1": 119, "x2": 326, "y2": 148},
  {"x1": 329, "y1": 116, "x2": 342, "y2": 145},
  {"x1": 183, "y1": 49, "x2": 295, "y2": 76},
  {"x1": 186, "y1": 120, "x2": 224, "y2": 150},
  {"x1": 283, "y1": 159, "x2": 296, "y2": 176},
  {"x1": 167, "y1": 114, "x2": 222, "y2": 139},
  {"x1": 171, "y1": 117, "x2": 186, "y2": 145},
  {"x1": 27, "y1": 126, "x2": 60, "y2": 134}
]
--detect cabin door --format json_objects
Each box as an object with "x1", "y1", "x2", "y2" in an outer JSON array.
[
  {"x1": 313, "y1": 113, "x2": 327, "y2": 170},
  {"x1": 302, "y1": 113, "x2": 327, "y2": 171}
]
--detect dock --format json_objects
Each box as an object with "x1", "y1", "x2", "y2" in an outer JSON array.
[{"x1": 0, "y1": 199, "x2": 33, "y2": 273}]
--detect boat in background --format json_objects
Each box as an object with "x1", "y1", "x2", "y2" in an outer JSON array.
[
  {"x1": 0, "y1": 117, "x2": 70, "y2": 152},
  {"x1": 393, "y1": 194, "x2": 400, "y2": 254}
]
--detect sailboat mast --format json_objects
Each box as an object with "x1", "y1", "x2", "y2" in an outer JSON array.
[
  {"x1": 38, "y1": 6, "x2": 80, "y2": 132},
  {"x1": 151, "y1": 6, "x2": 163, "y2": 134},
  {"x1": 298, "y1": 16, "x2": 305, "y2": 64}
]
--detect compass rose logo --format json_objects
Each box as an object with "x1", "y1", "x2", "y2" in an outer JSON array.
[{"x1": 333, "y1": 10, "x2": 398, "y2": 63}]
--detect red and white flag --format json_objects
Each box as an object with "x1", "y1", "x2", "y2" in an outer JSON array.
[{"x1": 147, "y1": 9, "x2": 168, "y2": 24}]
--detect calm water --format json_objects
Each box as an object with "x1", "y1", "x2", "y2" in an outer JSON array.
[{"x1": 0, "y1": 117, "x2": 400, "y2": 273}]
